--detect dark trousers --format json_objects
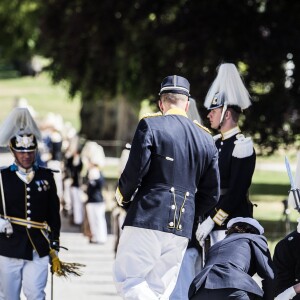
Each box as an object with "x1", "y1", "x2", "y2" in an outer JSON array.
[{"x1": 189, "y1": 288, "x2": 260, "y2": 300}]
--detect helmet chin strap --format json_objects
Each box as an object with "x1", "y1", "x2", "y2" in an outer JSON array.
[{"x1": 218, "y1": 102, "x2": 228, "y2": 130}]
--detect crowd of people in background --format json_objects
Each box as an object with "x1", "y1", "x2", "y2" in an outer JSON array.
[
  {"x1": 12, "y1": 98, "x2": 110, "y2": 246},
  {"x1": 40, "y1": 116, "x2": 109, "y2": 245}
]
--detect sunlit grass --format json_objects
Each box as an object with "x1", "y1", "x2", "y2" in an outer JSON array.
[{"x1": 0, "y1": 73, "x2": 81, "y2": 130}]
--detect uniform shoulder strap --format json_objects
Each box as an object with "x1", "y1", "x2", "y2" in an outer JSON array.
[
  {"x1": 38, "y1": 166, "x2": 60, "y2": 173},
  {"x1": 141, "y1": 112, "x2": 163, "y2": 119},
  {"x1": 193, "y1": 120, "x2": 211, "y2": 134}
]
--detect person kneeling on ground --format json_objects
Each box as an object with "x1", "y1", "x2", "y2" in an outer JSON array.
[{"x1": 188, "y1": 217, "x2": 274, "y2": 300}]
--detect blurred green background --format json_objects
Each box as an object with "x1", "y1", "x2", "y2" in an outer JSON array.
[{"x1": 0, "y1": 73, "x2": 81, "y2": 130}]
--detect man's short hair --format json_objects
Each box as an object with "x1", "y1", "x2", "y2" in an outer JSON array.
[
  {"x1": 227, "y1": 107, "x2": 240, "y2": 123},
  {"x1": 160, "y1": 93, "x2": 188, "y2": 104}
]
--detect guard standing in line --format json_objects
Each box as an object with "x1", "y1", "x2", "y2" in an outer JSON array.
[
  {"x1": 273, "y1": 218, "x2": 300, "y2": 299},
  {"x1": 196, "y1": 63, "x2": 256, "y2": 246},
  {"x1": 113, "y1": 75, "x2": 220, "y2": 299},
  {"x1": 0, "y1": 107, "x2": 61, "y2": 300}
]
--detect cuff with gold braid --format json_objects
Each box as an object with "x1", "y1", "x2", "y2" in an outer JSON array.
[
  {"x1": 212, "y1": 209, "x2": 229, "y2": 226},
  {"x1": 115, "y1": 187, "x2": 124, "y2": 206}
]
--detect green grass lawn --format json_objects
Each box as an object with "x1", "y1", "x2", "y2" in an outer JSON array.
[
  {"x1": 0, "y1": 73, "x2": 81, "y2": 130},
  {"x1": 250, "y1": 169, "x2": 290, "y2": 203}
]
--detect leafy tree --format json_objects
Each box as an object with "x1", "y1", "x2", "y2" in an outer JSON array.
[
  {"x1": 0, "y1": 0, "x2": 40, "y2": 75},
  {"x1": 2, "y1": 0, "x2": 300, "y2": 154}
]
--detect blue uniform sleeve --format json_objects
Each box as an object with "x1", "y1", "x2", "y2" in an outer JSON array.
[
  {"x1": 251, "y1": 239, "x2": 275, "y2": 300},
  {"x1": 117, "y1": 119, "x2": 152, "y2": 208}
]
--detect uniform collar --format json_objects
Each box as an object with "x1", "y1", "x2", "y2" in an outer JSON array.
[
  {"x1": 16, "y1": 170, "x2": 35, "y2": 184},
  {"x1": 11, "y1": 162, "x2": 36, "y2": 184},
  {"x1": 221, "y1": 126, "x2": 241, "y2": 140},
  {"x1": 11, "y1": 162, "x2": 38, "y2": 173},
  {"x1": 164, "y1": 108, "x2": 188, "y2": 117}
]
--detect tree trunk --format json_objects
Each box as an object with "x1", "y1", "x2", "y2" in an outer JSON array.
[{"x1": 79, "y1": 95, "x2": 138, "y2": 156}]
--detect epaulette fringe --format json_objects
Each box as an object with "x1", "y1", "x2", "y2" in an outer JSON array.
[
  {"x1": 232, "y1": 134, "x2": 254, "y2": 158},
  {"x1": 38, "y1": 166, "x2": 60, "y2": 173},
  {"x1": 193, "y1": 120, "x2": 211, "y2": 134},
  {"x1": 142, "y1": 112, "x2": 163, "y2": 119},
  {"x1": 142, "y1": 111, "x2": 162, "y2": 119}
]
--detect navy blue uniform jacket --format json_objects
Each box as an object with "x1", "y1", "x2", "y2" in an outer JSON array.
[
  {"x1": 117, "y1": 108, "x2": 220, "y2": 239},
  {"x1": 189, "y1": 233, "x2": 274, "y2": 299},
  {"x1": 209, "y1": 129, "x2": 256, "y2": 229},
  {"x1": 273, "y1": 230, "x2": 300, "y2": 299},
  {"x1": 0, "y1": 165, "x2": 61, "y2": 260}
]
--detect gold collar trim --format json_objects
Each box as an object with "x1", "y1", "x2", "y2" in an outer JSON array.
[
  {"x1": 16, "y1": 171, "x2": 35, "y2": 184},
  {"x1": 221, "y1": 127, "x2": 241, "y2": 140},
  {"x1": 165, "y1": 108, "x2": 188, "y2": 117},
  {"x1": 14, "y1": 162, "x2": 35, "y2": 184}
]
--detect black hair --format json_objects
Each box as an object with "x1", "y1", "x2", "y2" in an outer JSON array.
[
  {"x1": 225, "y1": 222, "x2": 260, "y2": 236},
  {"x1": 227, "y1": 106, "x2": 241, "y2": 123}
]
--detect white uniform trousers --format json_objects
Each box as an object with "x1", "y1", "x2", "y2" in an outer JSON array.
[
  {"x1": 70, "y1": 186, "x2": 84, "y2": 225},
  {"x1": 0, "y1": 251, "x2": 49, "y2": 300},
  {"x1": 113, "y1": 226, "x2": 188, "y2": 300},
  {"x1": 170, "y1": 247, "x2": 203, "y2": 300},
  {"x1": 86, "y1": 202, "x2": 108, "y2": 243},
  {"x1": 63, "y1": 178, "x2": 72, "y2": 212}
]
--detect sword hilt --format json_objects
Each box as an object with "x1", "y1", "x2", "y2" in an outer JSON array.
[{"x1": 290, "y1": 188, "x2": 300, "y2": 212}]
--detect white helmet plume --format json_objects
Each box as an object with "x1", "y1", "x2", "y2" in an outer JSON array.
[
  {"x1": 0, "y1": 107, "x2": 41, "y2": 147},
  {"x1": 204, "y1": 63, "x2": 252, "y2": 111}
]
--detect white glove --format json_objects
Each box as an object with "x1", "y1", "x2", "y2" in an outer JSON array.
[
  {"x1": 275, "y1": 287, "x2": 297, "y2": 300},
  {"x1": 0, "y1": 218, "x2": 13, "y2": 237},
  {"x1": 196, "y1": 216, "x2": 215, "y2": 246}
]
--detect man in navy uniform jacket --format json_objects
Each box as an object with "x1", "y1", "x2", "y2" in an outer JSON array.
[
  {"x1": 273, "y1": 218, "x2": 300, "y2": 299},
  {"x1": 196, "y1": 63, "x2": 256, "y2": 247},
  {"x1": 0, "y1": 108, "x2": 61, "y2": 300},
  {"x1": 113, "y1": 75, "x2": 220, "y2": 299}
]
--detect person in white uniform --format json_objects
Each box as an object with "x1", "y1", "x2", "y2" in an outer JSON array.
[{"x1": 85, "y1": 157, "x2": 107, "y2": 244}]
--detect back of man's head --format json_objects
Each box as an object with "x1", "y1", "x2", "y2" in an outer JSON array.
[{"x1": 160, "y1": 93, "x2": 188, "y2": 104}]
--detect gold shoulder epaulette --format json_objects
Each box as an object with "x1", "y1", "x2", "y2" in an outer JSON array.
[
  {"x1": 39, "y1": 166, "x2": 60, "y2": 173},
  {"x1": 142, "y1": 111, "x2": 163, "y2": 119},
  {"x1": 193, "y1": 120, "x2": 211, "y2": 134}
]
